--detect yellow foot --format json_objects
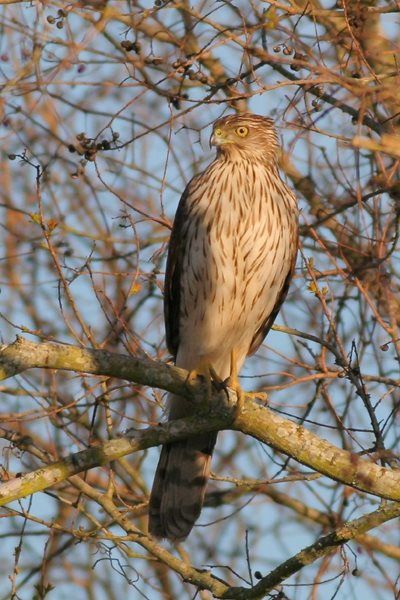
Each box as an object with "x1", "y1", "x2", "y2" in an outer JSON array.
[
  {"x1": 204, "y1": 365, "x2": 230, "y2": 402},
  {"x1": 224, "y1": 350, "x2": 268, "y2": 412},
  {"x1": 224, "y1": 375, "x2": 245, "y2": 413},
  {"x1": 185, "y1": 366, "x2": 227, "y2": 403},
  {"x1": 225, "y1": 349, "x2": 244, "y2": 413},
  {"x1": 184, "y1": 369, "x2": 201, "y2": 387}
]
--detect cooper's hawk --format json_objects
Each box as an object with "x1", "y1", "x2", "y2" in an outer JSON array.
[{"x1": 149, "y1": 113, "x2": 298, "y2": 540}]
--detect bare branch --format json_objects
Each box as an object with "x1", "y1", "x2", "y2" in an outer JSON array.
[{"x1": 1, "y1": 337, "x2": 400, "y2": 509}]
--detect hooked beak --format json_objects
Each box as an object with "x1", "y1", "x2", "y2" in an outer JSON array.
[{"x1": 210, "y1": 132, "x2": 232, "y2": 149}]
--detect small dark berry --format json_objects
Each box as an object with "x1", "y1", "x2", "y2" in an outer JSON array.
[
  {"x1": 8, "y1": 154, "x2": 16, "y2": 160},
  {"x1": 254, "y1": 571, "x2": 262, "y2": 580},
  {"x1": 56, "y1": 21, "x2": 64, "y2": 29},
  {"x1": 273, "y1": 45, "x2": 281, "y2": 53},
  {"x1": 67, "y1": 144, "x2": 76, "y2": 153},
  {"x1": 121, "y1": 40, "x2": 135, "y2": 51},
  {"x1": 47, "y1": 15, "x2": 55, "y2": 24},
  {"x1": 101, "y1": 140, "x2": 110, "y2": 150},
  {"x1": 58, "y1": 9, "x2": 67, "y2": 17},
  {"x1": 171, "y1": 97, "x2": 180, "y2": 109},
  {"x1": 77, "y1": 64, "x2": 85, "y2": 73}
]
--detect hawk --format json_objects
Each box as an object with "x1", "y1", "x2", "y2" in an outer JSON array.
[{"x1": 149, "y1": 113, "x2": 298, "y2": 540}]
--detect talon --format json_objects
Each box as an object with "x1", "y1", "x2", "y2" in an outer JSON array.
[{"x1": 185, "y1": 369, "x2": 200, "y2": 387}]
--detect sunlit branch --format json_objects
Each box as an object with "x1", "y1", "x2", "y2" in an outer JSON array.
[{"x1": 1, "y1": 337, "x2": 400, "y2": 510}]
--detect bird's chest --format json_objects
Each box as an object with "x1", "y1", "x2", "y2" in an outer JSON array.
[
  {"x1": 182, "y1": 178, "x2": 285, "y2": 291},
  {"x1": 177, "y1": 165, "x2": 295, "y2": 360}
]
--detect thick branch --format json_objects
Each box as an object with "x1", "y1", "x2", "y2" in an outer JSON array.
[
  {"x1": 1, "y1": 337, "x2": 400, "y2": 508},
  {"x1": 0, "y1": 336, "x2": 198, "y2": 397},
  {"x1": 0, "y1": 409, "x2": 232, "y2": 507},
  {"x1": 6, "y1": 439, "x2": 395, "y2": 599},
  {"x1": 69, "y1": 472, "x2": 400, "y2": 600}
]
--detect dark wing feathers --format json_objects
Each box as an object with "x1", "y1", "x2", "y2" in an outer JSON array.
[
  {"x1": 164, "y1": 184, "x2": 191, "y2": 358},
  {"x1": 166, "y1": 180, "x2": 298, "y2": 360}
]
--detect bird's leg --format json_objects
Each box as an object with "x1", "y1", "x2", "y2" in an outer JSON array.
[
  {"x1": 208, "y1": 365, "x2": 225, "y2": 389},
  {"x1": 225, "y1": 351, "x2": 268, "y2": 407},
  {"x1": 206, "y1": 364, "x2": 228, "y2": 403},
  {"x1": 187, "y1": 362, "x2": 234, "y2": 405},
  {"x1": 227, "y1": 349, "x2": 245, "y2": 413}
]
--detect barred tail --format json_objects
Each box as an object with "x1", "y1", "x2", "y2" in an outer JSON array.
[{"x1": 149, "y1": 428, "x2": 217, "y2": 540}]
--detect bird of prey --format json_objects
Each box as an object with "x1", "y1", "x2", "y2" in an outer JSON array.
[{"x1": 149, "y1": 113, "x2": 298, "y2": 540}]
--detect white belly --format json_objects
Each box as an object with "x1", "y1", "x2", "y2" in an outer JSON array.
[{"x1": 176, "y1": 162, "x2": 296, "y2": 378}]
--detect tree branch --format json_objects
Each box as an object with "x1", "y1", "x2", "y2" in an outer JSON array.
[
  {"x1": 0, "y1": 336, "x2": 197, "y2": 398},
  {"x1": 221, "y1": 501, "x2": 400, "y2": 599},
  {"x1": 68, "y1": 471, "x2": 400, "y2": 600},
  {"x1": 1, "y1": 337, "x2": 400, "y2": 509},
  {"x1": 0, "y1": 409, "x2": 232, "y2": 507}
]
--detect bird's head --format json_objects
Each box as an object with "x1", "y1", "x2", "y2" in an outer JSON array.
[{"x1": 210, "y1": 113, "x2": 279, "y2": 163}]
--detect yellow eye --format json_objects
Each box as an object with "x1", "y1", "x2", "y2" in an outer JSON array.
[
  {"x1": 235, "y1": 126, "x2": 249, "y2": 137},
  {"x1": 214, "y1": 128, "x2": 223, "y2": 136}
]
